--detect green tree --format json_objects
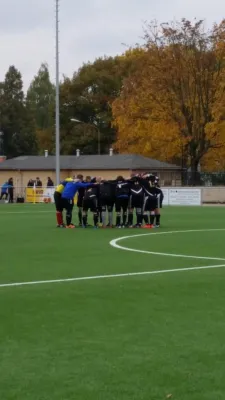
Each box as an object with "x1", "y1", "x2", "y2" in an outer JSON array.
[
  {"x1": 0, "y1": 66, "x2": 37, "y2": 157},
  {"x1": 27, "y1": 63, "x2": 55, "y2": 130},
  {"x1": 60, "y1": 55, "x2": 134, "y2": 154},
  {"x1": 26, "y1": 63, "x2": 55, "y2": 153},
  {"x1": 60, "y1": 121, "x2": 100, "y2": 155}
]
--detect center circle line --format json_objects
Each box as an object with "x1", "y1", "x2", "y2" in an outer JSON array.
[{"x1": 109, "y1": 228, "x2": 225, "y2": 261}]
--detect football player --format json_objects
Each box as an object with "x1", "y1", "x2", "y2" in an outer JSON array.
[
  {"x1": 98, "y1": 179, "x2": 115, "y2": 228},
  {"x1": 82, "y1": 181, "x2": 100, "y2": 228},
  {"x1": 128, "y1": 176, "x2": 145, "y2": 227},
  {"x1": 115, "y1": 176, "x2": 130, "y2": 228},
  {"x1": 62, "y1": 179, "x2": 95, "y2": 228},
  {"x1": 54, "y1": 177, "x2": 73, "y2": 227}
]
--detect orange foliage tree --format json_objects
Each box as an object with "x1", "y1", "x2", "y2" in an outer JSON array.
[
  {"x1": 112, "y1": 19, "x2": 225, "y2": 172},
  {"x1": 201, "y1": 122, "x2": 225, "y2": 170}
]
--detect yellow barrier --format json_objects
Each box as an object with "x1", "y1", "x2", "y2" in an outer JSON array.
[
  {"x1": 25, "y1": 188, "x2": 77, "y2": 204},
  {"x1": 25, "y1": 188, "x2": 47, "y2": 203}
]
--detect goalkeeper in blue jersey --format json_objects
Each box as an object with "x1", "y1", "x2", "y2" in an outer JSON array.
[{"x1": 62, "y1": 179, "x2": 95, "y2": 228}]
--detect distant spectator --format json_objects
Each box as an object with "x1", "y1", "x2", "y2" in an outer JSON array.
[
  {"x1": 8, "y1": 178, "x2": 14, "y2": 203},
  {"x1": 36, "y1": 177, "x2": 42, "y2": 187},
  {"x1": 47, "y1": 177, "x2": 54, "y2": 187},
  {"x1": 0, "y1": 182, "x2": 9, "y2": 200},
  {"x1": 27, "y1": 179, "x2": 34, "y2": 187}
]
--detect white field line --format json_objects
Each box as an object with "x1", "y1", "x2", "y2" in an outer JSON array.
[
  {"x1": 0, "y1": 210, "x2": 53, "y2": 215},
  {"x1": 1, "y1": 228, "x2": 225, "y2": 289},
  {"x1": 0, "y1": 206, "x2": 223, "y2": 215},
  {"x1": 0, "y1": 263, "x2": 225, "y2": 289},
  {"x1": 110, "y1": 229, "x2": 225, "y2": 261},
  {"x1": 0, "y1": 207, "x2": 222, "y2": 215}
]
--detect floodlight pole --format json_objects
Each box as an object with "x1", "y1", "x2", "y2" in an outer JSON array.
[{"x1": 55, "y1": 0, "x2": 60, "y2": 184}]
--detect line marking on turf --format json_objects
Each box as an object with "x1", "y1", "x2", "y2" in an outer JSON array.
[
  {"x1": 0, "y1": 211, "x2": 53, "y2": 215},
  {"x1": 110, "y1": 229, "x2": 225, "y2": 261},
  {"x1": 0, "y1": 263, "x2": 225, "y2": 288}
]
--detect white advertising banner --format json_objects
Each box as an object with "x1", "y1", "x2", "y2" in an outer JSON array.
[
  {"x1": 168, "y1": 188, "x2": 201, "y2": 206},
  {"x1": 162, "y1": 188, "x2": 169, "y2": 205}
]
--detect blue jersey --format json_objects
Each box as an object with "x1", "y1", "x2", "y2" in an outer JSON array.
[
  {"x1": 1, "y1": 183, "x2": 12, "y2": 193},
  {"x1": 62, "y1": 182, "x2": 93, "y2": 200}
]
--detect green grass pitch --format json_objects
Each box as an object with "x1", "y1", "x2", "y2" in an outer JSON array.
[{"x1": 0, "y1": 204, "x2": 225, "y2": 400}]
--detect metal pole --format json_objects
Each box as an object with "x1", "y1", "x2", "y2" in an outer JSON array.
[{"x1": 55, "y1": 0, "x2": 60, "y2": 184}]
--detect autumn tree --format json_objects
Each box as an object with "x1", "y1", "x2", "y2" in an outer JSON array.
[
  {"x1": 201, "y1": 122, "x2": 225, "y2": 171},
  {"x1": 113, "y1": 19, "x2": 225, "y2": 172}
]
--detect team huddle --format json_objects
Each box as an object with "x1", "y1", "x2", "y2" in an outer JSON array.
[{"x1": 54, "y1": 173, "x2": 164, "y2": 229}]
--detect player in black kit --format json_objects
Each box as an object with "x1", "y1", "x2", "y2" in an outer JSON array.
[
  {"x1": 128, "y1": 176, "x2": 145, "y2": 227},
  {"x1": 115, "y1": 176, "x2": 130, "y2": 228},
  {"x1": 154, "y1": 176, "x2": 164, "y2": 227},
  {"x1": 76, "y1": 174, "x2": 85, "y2": 226},
  {"x1": 82, "y1": 184, "x2": 99, "y2": 228},
  {"x1": 141, "y1": 174, "x2": 163, "y2": 228},
  {"x1": 98, "y1": 180, "x2": 115, "y2": 227}
]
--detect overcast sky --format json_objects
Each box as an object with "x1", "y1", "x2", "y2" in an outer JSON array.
[{"x1": 0, "y1": 0, "x2": 224, "y2": 91}]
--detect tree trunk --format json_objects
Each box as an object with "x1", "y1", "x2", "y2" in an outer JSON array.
[{"x1": 190, "y1": 159, "x2": 200, "y2": 186}]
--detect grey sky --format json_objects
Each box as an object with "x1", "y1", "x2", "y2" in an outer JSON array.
[{"x1": 0, "y1": 0, "x2": 224, "y2": 91}]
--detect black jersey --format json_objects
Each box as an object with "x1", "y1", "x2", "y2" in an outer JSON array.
[
  {"x1": 129, "y1": 180, "x2": 144, "y2": 208},
  {"x1": 115, "y1": 180, "x2": 130, "y2": 198},
  {"x1": 99, "y1": 181, "x2": 115, "y2": 199},
  {"x1": 83, "y1": 185, "x2": 99, "y2": 200},
  {"x1": 130, "y1": 181, "x2": 144, "y2": 197},
  {"x1": 77, "y1": 181, "x2": 86, "y2": 202},
  {"x1": 78, "y1": 178, "x2": 96, "y2": 201},
  {"x1": 139, "y1": 178, "x2": 156, "y2": 197}
]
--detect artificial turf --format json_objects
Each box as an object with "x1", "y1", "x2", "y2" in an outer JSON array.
[{"x1": 0, "y1": 204, "x2": 225, "y2": 399}]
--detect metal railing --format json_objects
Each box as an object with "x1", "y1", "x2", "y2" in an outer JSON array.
[
  {"x1": 180, "y1": 172, "x2": 225, "y2": 187},
  {"x1": 0, "y1": 186, "x2": 55, "y2": 203}
]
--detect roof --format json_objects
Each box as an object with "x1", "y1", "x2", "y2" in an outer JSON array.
[{"x1": 0, "y1": 154, "x2": 181, "y2": 171}]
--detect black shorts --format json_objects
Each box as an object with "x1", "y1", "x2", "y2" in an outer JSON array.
[
  {"x1": 77, "y1": 196, "x2": 84, "y2": 208},
  {"x1": 130, "y1": 195, "x2": 144, "y2": 209},
  {"x1": 144, "y1": 196, "x2": 157, "y2": 212},
  {"x1": 99, "y1": 196, "x2": 114, "y2": 208},
  {"x1": 54, "y1": 191, "x2": 63, "y2": 212},
  {"x1": 115, "y1": 197, "x2": 129, "y2": 212},
  {"x1": 62, "y1": 198, "x2": 74, "y2": 212},
  {"x1": 99, "y1": 196, "x2": 114, "y2": 212},
  {"x1": 83, "y1": 196, "x2": 98, "y2": 212}
]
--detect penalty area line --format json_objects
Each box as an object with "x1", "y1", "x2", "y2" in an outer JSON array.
[{"x1": 0, "y1": 263, "x2": 225, "y2": 289}]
